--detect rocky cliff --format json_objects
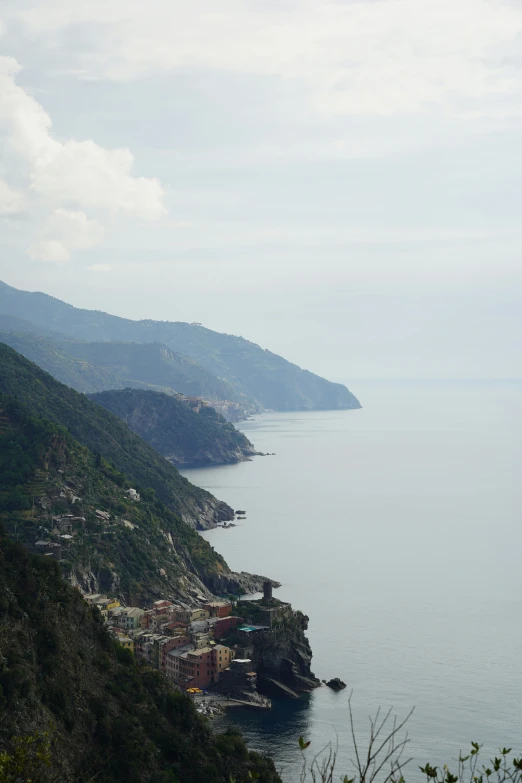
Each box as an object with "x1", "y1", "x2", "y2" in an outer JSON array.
[
  {"x1": 252, "y1": 611, "x2": 320, "y2": 698},
  {"x1": 89, "y1": 388, "x2": 258, "y2": 468}
]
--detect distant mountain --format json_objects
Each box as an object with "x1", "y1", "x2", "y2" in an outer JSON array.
[
  {"x1": 0, "y1": 342, "x2": 232, "y2": 530},
  {"x1": 0, "y1": 329, "x2": 251, "y2": 408},
  {"x1": 58, "y1": 339, "x2": 248, "y2": 405},
  {"x1": 90, "y1": 388, "x2": 258, "y2": 467},
  {"x1": 0, "y1": 280, "x2": 361, "y2": 411},
  {"x1": 0, "y1": 331, "x2": 126, "y2": 394},
  {"x1": 0, "y1": 312, "x2": 65, "y2": 335}
]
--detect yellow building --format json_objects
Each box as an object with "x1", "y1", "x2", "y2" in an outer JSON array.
[
  {"x1": 117, "y1": 635, "x2": 135, "y2": 653},
  {"x1": 212, "y1": 644, "x2": 235, "y2": 673},
  {"x1": 175, "y1": 608, "x2": 210, "y2": 624}
]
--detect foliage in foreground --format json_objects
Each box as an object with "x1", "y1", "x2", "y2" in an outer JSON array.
[{"x1": 296, "y1": 702, "x2": 522, "y2": 783}]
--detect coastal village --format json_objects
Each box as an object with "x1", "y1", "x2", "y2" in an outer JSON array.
[{"x1": 80, "y1": 581, "x2": 285, "y2": 711}]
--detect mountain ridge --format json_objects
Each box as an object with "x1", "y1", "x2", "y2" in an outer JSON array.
[{"x1": 0, "y1": 280, "x2": 361, "y2": 412}]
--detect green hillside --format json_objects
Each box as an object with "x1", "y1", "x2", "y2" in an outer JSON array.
[
  {"x1": 58, "y1": 339, "x2": 249, "y2": 404},
  {"x1": 0, "y1": 394, "x2": 229, "y2": 601},
  {"x1": 0, "y1": 331, "x2": 126, "y2": 394},
  {"x1": 90, "y1": 388, "x2": 258, "y2": 467},
  {"x1": 0, "y1": 531, "x2": 280, "y2": 782},
  {"x1": 0, "y1": 280, "x2": 361, "y2": 412},
  {"x1": 0, "y1": 343, "x2": 232, "y2": 529},
  {"x1": 0, "y1": 329, "x2": 249, "y2": 405}
]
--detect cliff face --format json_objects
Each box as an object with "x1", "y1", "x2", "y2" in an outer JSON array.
[
  {"x1": 252, "y1": 612, "x2": 320, "y2": 698},
  {"x1": 89, "y1": 388, "x2": 258, "y2": 468}
]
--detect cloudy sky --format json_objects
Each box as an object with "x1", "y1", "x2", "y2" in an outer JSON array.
[{"x1": 1, "y1": 0, "x2": 521, "y2": 382}]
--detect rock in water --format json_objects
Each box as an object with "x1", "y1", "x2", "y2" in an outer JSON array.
[{"x1": 326, "y1": 678, "x2": 347, "y2": 691}]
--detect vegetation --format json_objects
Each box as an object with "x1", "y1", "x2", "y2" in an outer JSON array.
[
  {"x1": 0, "y1": 393, "x2": 233, "y2": 601},
  {"x1": 0, "y1": 531, "x2": 280, "y2": 783},
  {"x1": 0, "y1": 279, "x2": 361, "y2": 411},
  {"x1": 297, "y1": 704, "x2": 522, "y2": 783},
  {"x1": 0, "y1": 343, "x2": 233, "y2": 528},
  {"x1": 0, "y1": 330, "x2": 125, "y2": 394},
  {"x1": 59, "y1": 340, "x2": 245, "y2": 403},
  {"x1": 89, "y1": 388, "x2": 257, "y2": 467}
]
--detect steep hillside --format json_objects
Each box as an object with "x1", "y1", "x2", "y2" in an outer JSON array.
[
  {"x1": 90, "y1": 388, "x2": 258, "y2": 467},
  {"x1": 0, "y1": 330, "x2": 126, "y2": 394},
  {"x1": 0, "y1": 531, "x2": 280, "y2": 782},
  {"x1": 0, "y1": 329, "x2": 250, "y2": 405},
  {"x1": 0, "y1": 312, "x2": 63, "y2": 334},
  {"x1": 0, "y1": 280, "x2": 361, "y2": 411},
  {"x1": 0, "y1": 395, "x2": 271, "y2": 601},
  {"x1": 0, "y1": 343, "x2": 232, "y2": 529},
  {"x1": 58, "y1": 339, "x2": 250, "y2": 405}
]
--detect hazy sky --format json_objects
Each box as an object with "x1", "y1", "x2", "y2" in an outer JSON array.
[{"x1": 1, "y1": 1, "x2": 521, "y2": 382}]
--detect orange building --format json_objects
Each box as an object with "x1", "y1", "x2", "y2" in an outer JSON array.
[
  {"x1": 212, "y1": 644, "x2": 235, "y2": 673},
  {"x1": 204, "y1": 601, "x2": 232, "y2": 619},
  {"x1": 167, "y1": 647, "x2": 216, "y2": 689}
]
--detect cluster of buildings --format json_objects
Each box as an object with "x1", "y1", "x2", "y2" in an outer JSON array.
[{"x1": 83, "y1": 594, "x2": 250, "y2": 690}]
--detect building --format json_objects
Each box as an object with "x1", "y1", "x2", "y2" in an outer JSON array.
[
  {"x1": 111, "y1": 630, "x2": 135, "y2": 654},
  {"x1": 213, "y1": 616, "x2": 244, "y2": 639},
  {"x1": 114, "y1": 607, "x2": 145, "y2": 631},
  {"x1": 174, "y1": 608, "x2": 210, "y2": 624},
  {"x1": 238, "y1": 624, "x2": 270, "y2": 637},
  {"x1": 140, "y1": 610, "x2": 154, "y2": 629},
  {"x1": 160, "y1": 621, "x2": 189, "y2": 637},
  {"x1": 167, "y1": 647, "x2": 216, "y2": 689},
  {"x1": 152, "y1": 600, "x2": 174, "y2": 614},
  {"x1": 84, "y1": 594, "x2": 120, "y2": 612},
  {"x1": 150, "y1": 614, "x2": 177, "y2": 632},
  {"x1": 204, "y1": 601, "x2": 232, "y2": 619},
  {"x1": 189, "y1": 617, "x2": 218, "y2": 638},
  {"x1": 125, "y1": 488, "x2": 140, "y2": 502},
  {"x1": 134, "y1": 632, "x2": 176, "y2": 669},
  {"x1": 212, "y1": 644, "x2": 235, "y2": 674}
]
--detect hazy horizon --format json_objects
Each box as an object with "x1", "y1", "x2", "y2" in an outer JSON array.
[{"x1": 2, "y1": 1, "x2": 521, "y2": 381}]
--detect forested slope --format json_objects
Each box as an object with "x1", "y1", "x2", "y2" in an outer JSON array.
[
  {"x1": 90, "y1": 388, "x2": 258, "y2": 467},
  {"x1": 0, "y1": 343, "x2": 232, "y2": 529}
]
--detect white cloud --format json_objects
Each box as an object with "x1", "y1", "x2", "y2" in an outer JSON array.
[
  {"x1": 3, "y1": 0, "x2": 522, "y2": 118},
  {"x1": 28, "y1": 209, "x2": 104, "y2": 263},
  {"x1": 87, "y1": 263, "x2": 113, "y2": 272},
  {"x1": 0, "y1": 177, "x2": 24, "y2": 214},
  {"x1": 0, "y1": 55, "x2": 166, "y2": 261}
]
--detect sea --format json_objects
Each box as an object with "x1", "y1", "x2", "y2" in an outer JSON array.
[{"x1": 180, "y1": 380, "x2": 522, "y2": 782}]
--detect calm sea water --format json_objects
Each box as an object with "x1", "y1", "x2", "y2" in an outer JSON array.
[{"x1": 181, "y1": 381, "x2": 522, "y2": 782}]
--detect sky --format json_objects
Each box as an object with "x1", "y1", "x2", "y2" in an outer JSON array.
[{"x1": 1, "y1": 0, "x2": 521, "y2": 382}]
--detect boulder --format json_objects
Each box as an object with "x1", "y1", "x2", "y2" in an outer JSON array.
[{"x1": 326, "y1": 678, "x2": 347, "y2": 691}]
